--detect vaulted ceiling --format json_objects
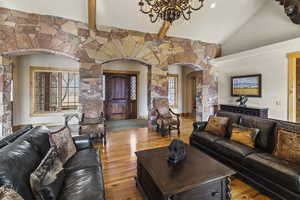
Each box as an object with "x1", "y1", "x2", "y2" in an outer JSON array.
[{"x1": 1, "y1": 0, "x2": 268, "y2": 44}]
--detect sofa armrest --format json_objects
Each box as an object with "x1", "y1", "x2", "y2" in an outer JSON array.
[
  {"x1": 193, "y1": 121, "x2": 208, "y2": 132},
  {"x1": 73, "y1": 135, "x2": 92, "y2": 151}
]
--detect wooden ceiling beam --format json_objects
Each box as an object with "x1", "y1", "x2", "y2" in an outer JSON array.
[
  {"x1": 88, "y1": 0, "x2": 96, "y2": 29},
  {"x1": 158, "y1": 21, "x2": 171, "y2": 39}
]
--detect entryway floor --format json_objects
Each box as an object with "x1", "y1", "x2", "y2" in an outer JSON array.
[{"x1": 106, "y1": 119, "x2": 148, "y2": 132}]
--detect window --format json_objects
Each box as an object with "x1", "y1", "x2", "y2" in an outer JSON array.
[
  {"x1": 31, "y1": 67, "x2": 80, "y2": 114},
  {"x1": 168, "y1": 74, "x2": 178, "y2": 108},
  {"x1": 130, "y1": 75, "x2": 137, "y2": 100}
]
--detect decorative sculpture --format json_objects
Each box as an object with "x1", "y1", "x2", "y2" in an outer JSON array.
[
  {"x1": 236, "y1": 95, "x2": 248, "y2": 107},
  {"x1": 167, "y1": 139, "x2": 186, "y2": 164}
]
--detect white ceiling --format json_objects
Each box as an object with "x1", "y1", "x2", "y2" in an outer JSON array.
[{"x1": 1, "y1": 0, "x2": 267, "y2": 43}]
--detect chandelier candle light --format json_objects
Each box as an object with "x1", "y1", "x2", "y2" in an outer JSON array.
[{"x1": 138, "y1": 0, "x2": 205, "y2": 23}]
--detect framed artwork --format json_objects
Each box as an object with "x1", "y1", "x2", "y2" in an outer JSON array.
[{"x1": 231, "y1": 74, "x2": 262, "y2": 97}]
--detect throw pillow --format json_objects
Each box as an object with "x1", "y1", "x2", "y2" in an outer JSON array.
[
  {"x1": 273, "y1": 128, "x2": 300, "y2": 165},
  {"x1": 231, "y1": 124, "x2": 260, "y2": 148},
  {"x1": 49, "y1": 127, "x2": 76, "y2": 164},
  {"x1": 204, "y1": 116, "x2": 229, "y2": 137},
  {"x1": 30, "y1": 147, "x2": 65, "y2": 200},
  {"x1": 0, "y1": 185, "x2": 24, "y2": 200}
]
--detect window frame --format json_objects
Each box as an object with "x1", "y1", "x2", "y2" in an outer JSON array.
[
  {"x1": 168, "y1": 74, "x2": 179, "y2": 109},
  {"x1": 30, "y1": 66, "x2": 80, "y2": 116}
]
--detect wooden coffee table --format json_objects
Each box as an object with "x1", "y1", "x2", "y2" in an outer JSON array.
[{"x1": 135, "y1": 145, "x2": 235, "y2": 200}]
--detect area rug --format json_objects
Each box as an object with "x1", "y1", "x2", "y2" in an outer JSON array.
[{"x1": 106, "y1": 119, "x2": 148, "y2": 132}]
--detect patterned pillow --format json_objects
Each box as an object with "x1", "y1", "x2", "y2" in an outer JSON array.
[
  {"x1": 49, "y1": 127, "x2": 76, "y2": 164},
  {"x1": 204, "y1": 116, "x2": 229, "y2": 137},
  {"x1": 231, "y1": 124, "x2": 260, "y2": 148},
  {"x1": 0, "y1": 185, "x2": 24, "y2": 200},
  {"x1": 30, "y1": 147, "x2": 65, "y2": 200},
  {"x1": 273, "y1": 128, "x2": 300, "y2": 165}
]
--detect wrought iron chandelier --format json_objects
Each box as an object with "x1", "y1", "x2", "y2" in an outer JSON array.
[{"x1": 138, "y1": 0, "x2": 205, "y2": 23}]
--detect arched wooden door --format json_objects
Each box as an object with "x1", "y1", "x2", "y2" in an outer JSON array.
[{"x1": 104, "y1": 73, "x2": 137, "y2": 120}]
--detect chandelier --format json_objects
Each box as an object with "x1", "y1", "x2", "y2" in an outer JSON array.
[{"x1": 138, "y1": 0, "x2": 205, "y2": 23}]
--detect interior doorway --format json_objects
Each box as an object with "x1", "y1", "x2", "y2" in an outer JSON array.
[
  {"x1": 101, "y1": 59, "x2": 150, "y2": 132},
  {"x1": 104, "y1": 72, "x2": 137, "y2": 120},
  {"x1": 288, "y1": 52, "x2": 300, "y2": 122}
]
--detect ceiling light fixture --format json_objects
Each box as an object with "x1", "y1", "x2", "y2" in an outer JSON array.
[
  {"x1": 210, "y1": 2, "x2": 216, "y2": 9},
  {"x1": 138, "y1": 0, "x2": 205, "y2": 23}
]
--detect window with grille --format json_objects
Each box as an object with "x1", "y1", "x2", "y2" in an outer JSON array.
[
  {"x1": 32, "y1": 67, "x2": 80, "y2": 114},
  {"x1": 130, "y1": 76, "x2": 137, "y2": 100},
  {"x1": 168, "y1": 74, "x2": 178, "y2": 108}
]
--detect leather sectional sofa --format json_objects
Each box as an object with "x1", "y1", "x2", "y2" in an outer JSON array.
[
  {"x1": 0, "y1": 126, "x2": 105, "y2": 200},
  {"x1": 190, "y1": 111, "x2": 300, "y2": 200}
]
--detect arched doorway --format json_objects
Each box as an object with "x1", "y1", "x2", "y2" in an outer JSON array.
[{"x1": 100, "y1": 59, "x2": 151, "y2": 131}]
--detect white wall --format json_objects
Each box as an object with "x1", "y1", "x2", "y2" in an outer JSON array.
[
  {"x1": 13, "y1": 54, "x2": 79, "y2": 126},
  {"x1": 214, "y1": 37, "x2": 300, "y2": 121},
  {"x1": 223, "y1": 1, "x2": 300, "y2": 56},
  {"x1": 103, "y1": 60, "x2": 149, "y2": 119},
  {"x1": 168, "y1": 65, "x2": 183, "y2": 114}
]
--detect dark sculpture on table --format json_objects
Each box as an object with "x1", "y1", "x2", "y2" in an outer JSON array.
[
  {"x1": 167, "y1": 139, "x2": 186, "y2": 164},
  {"x1": 236, "y1": 95, "x2": 248, "y2": 107}
]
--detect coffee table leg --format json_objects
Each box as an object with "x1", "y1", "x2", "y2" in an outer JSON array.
[{"x1": 225, "y1": 177, "x2": 232, "y2": 200}]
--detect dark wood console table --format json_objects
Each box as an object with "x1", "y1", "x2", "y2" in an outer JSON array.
[{"x1": 220, "y1": 104, "x2": 268, "y2": 118}]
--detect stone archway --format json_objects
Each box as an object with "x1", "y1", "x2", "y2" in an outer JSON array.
[{"x1": 0, "y1": 7, "x2": 221, "y2": 135}]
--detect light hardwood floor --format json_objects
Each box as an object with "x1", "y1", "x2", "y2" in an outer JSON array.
[{"x1": 96, "y1": 118, "x2": 271, "y2": 200}]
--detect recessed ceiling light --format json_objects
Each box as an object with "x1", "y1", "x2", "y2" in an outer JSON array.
[{"x1": 210, "y1": 2, "x2": 217, "y2": 8}]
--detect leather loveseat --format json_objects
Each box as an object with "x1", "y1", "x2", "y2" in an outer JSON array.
[
  {"x1": 190, "y1": 111, "x2": 300, "y2": 200},
  {"x1": 0, "y1": 126, "x2": 105, "y2": 200}
]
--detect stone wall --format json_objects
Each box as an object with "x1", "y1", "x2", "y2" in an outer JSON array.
[
  {"x1": 0, "y1": 7, "x2": 220, "y2": 134},
  {"x1": 0, "y1": 56, "x2": 12, "y2": 137}
]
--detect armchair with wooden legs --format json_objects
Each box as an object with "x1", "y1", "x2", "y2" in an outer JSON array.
[
  {"x1": 155, "y1": 107, "x2": 180, "y2": 137},
  {"x1": 79, "y1": 112, "x2": 107, "y2": 145}
]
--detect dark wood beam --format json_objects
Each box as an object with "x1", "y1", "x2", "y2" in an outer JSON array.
[
  {"x1": 158, "y1": 21, "x2": 171, "y2": 39},
  {"x1": 88, "y1": 0, "x2": 96, "y2": 29}
]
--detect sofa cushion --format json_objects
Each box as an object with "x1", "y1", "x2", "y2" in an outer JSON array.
[
  {"x1": 216, "y1": 111, "x2": 241, "y2": 137},
  {"x1": 215, "y1": 139, "x2": 255, "y2": 162},
  {"x1": 64, "y1": 149, "x2": 100, "y2": 172},
  {"x1": 0, "y1": 185, "x2": 24, "y2": 200},
  {"x1": 49, "y1": 127, "x2": 77, "y2": 164},
  {"x1": 230, "y1": 124, "x2": 259, "y2": 148},
  {"x1": 205, "y1": 116, "x2": 229, "y2": 137},
  {"x1": 0, "y1": 140, "x2": 41, "y2": 200},
  {"x1": 30, "y1": 147, "x2": 65, "y2": 200},
  {"x1": 273, "y1": 128, "x2": 300, "y2": 165},
  {"x1": 192, "y1": 131, "x2": 221, "y2": 148},
  {"x1": 22, "y1": 126, "x2": 50, "y2": 158},
  {"x1": 240, "y1": 115, "x2": 276, "y2": 152},
  {"x1": 244, "y1": 153, "x2": 300, "y2": 193},
  {"x1": 58, "y1": 167, "x2": 105, "y2": 200}
]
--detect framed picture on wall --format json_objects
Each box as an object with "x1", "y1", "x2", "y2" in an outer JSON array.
[{"x1": 231, "y1": 74, "x2": 262, "y2": 97}]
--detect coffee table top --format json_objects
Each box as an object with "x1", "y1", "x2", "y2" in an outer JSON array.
[{"x1": 136, "y1": 145, "x2": 235, "y2": 196}]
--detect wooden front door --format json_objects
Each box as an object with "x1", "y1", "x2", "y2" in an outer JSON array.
[{"x1": 104, "y1": 73, "x2": 137, "y2": 120}]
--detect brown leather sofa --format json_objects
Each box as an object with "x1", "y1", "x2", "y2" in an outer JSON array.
[
  {"x1": 0, "y1": 126, "x2": 105, "y2": 200},
  {"x1": 190, "y1": 111, "x2": 300, "y2": 200}
]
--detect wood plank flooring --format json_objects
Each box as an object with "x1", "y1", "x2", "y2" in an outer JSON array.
[{"x1": 96, "y1": 118, "x2": 271, "y2": 200}]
